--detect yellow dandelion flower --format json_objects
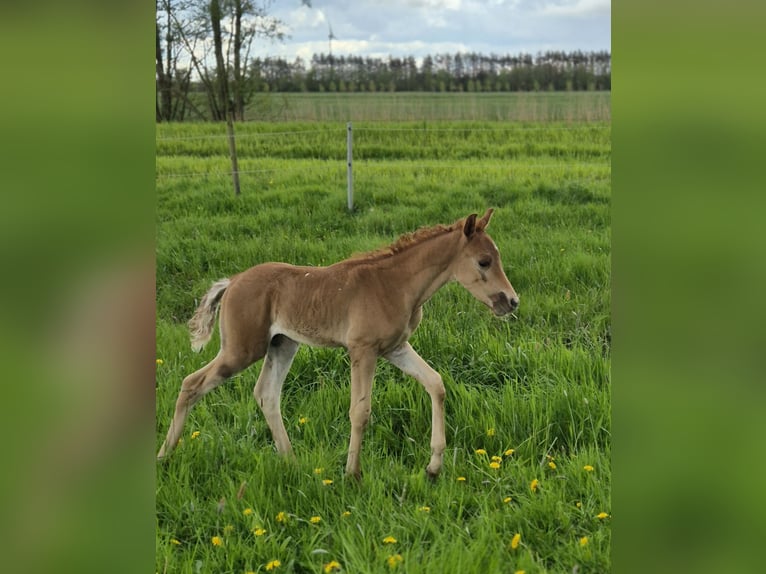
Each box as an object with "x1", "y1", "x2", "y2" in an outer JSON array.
[
  {"x1": 387, "y1": 554, "x2": 403, "y2": 568},
  {"x1": 515, "y1": 570, "x2": 526, "y2": 574},
  {"x1": 511, "y1": 533, "x2": 521, "y2": 549},
  {"x1": 580, "y1": 536, "x2": 589, "y2": 546},
  {"x1": 489, "y1": 461, "x2": 501, "y2": 469},
  {"x1": 504, "y1": 449, "x2": 515, "y2": 456},
  {"x1": 170, "y1": 538, "x2": 181, "y2": 545},
  {"x1": 341, "y1": 511, "x2": 352, "y2": 517},
  {"x1": 546, "y1": 454, "x2": 555, "y2": 461},
  {"x1": 299, "y1": 416, "x2": 308, "y2": 425},
  {"x1": 243, "y1": 507, "x2": 253, "y2": 516},
  {"x1": 486, "y1": 428, "x2": 496, "y2": 437},
  {"x1": 324, "y1": 560, "x2": 341, "y2": 573},
  {"x1": 457, "y1": 476, "x2": 466, "y2": 482},
  {"x1": 475, "y1": 448, "x2": 487, "y2": 455},
  {"x1": 503, "y1": 497, "x2": 512, "y2": 504},
  {"x1": 548, "y1": 461, "x2": 557, "y2": 470},
  {"x1": 597, "y1": 512, "x2": 610, "y2": 520},
  {"x1": 223, "y1": 524, "x2": 234, "y2": 534},
  {"x1": 491, "y1": 455, "x2": 502, "y2": 463},
  {"x1": 253, "y1": 527, "x2": 267, "y2": 537},
  {"x1": 310, "y1": 516, "x2": 322, "y2": 524},
  {"x1": 265, "y1": 559, "x2": 281, "y2": 571},
  {"x1": 190, "y1": 431, "x2": 200, "y2": 440},
  {"x1": 530, "y1": 478, "x2": 540, "y2": 492},
  {"x1": 314, "y1": 467, "x2": 324, "y2": 475},
  {"x1": 383, "y1": 536, "x2": 397, "y2": 544},
  {"x1": 584, "y1": 465, "x2": 594, "y2": 472},
  {"x1": 276, "y1": 511, "x2": 287, "y2": 523},
  {"x1": 156, "y1": 358, "x2": 164, "y2": 365},
  {"x1": 211, "y1": 536, "x2": 223, "y2": 546},
  {"x1": 418, "y1": 506, "x2": 430, "y2": 512},
  {"x1": 322, "y1": 479, "x2": 333, "y2": 486},
  {"x1": 576, "y1": 502, "x2": 583, "y2": 508}
]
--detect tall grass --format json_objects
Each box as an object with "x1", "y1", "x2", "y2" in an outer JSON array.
[
  {"x1": 181, "y1": 92, "x2": 611, "y2": 123},
  {"x1": 240, "y1": 92, "x2": 611, "y2": 122},
  {"x1": 156, "y1": 110, "x2": 610, "y2": 573}
]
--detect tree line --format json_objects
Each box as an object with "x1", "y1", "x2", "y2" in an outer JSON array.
[
  {"x1": 252, "y1": 50, "x2": 611, "y2": 94},
  {"x1": 156, "y1": 0, "x2": 610, "y2": 122}
]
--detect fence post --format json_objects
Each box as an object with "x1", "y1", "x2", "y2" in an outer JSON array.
[
  {"x1": 226, "y1": 111, "x2": 241, "y2": 196},
  {"x1": 346, "y1": 121, "x2": 353, "y2": 212}
]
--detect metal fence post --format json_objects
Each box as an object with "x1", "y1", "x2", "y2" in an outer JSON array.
[
  {"x1": 347, "y1": 121, "x2": 353, "y2": 212},
  {"x1": 226, "y1": 111, "x2": 241, "y2": 196}
]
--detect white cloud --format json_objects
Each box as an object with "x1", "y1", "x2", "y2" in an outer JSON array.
[
  {"x1": 265, "y1": 0, "x2": 610, "y2": 61},
  {"x1": 286, "y1": 5, "x2": 326, "y2": 28},
  {"x1": 423, "y1": 13, "x2": 450, "y2": 28},
  {"x1": 403, "y1": 0, "x2": 463, "y2": 10},
  {"x1": 539, "y1": 0, "x2": 611, "y2": 17},
  {"x1": 269, "y1": 38, "x2": 471, "y2": 63}
]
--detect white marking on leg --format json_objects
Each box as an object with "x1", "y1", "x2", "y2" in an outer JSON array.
[
  {"x1": 254, "y1": 339, "x2": 299, "y2": 454},
  {"x1": 385, "y1": 343, "x2": 446, "y2": 477}
]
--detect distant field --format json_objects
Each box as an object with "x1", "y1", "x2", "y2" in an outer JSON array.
[
  {"x1": 237, "y1": 91, "x2": 611, "y2": 122},
  {"x1": 156, "y1": 99, "x2": 611, "y2": 573}
]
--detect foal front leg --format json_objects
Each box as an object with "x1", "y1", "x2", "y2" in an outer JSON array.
[
  {"x1": 385, "y1": 343, "x2": 446, "y2": 479},
  {"x1": 345, "y1": 348, "x2": 377, "y2": 480}
]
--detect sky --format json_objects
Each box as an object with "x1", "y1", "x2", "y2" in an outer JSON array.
[{"x1": 263, "y1": 0, "x2": 611, "y2": 62}]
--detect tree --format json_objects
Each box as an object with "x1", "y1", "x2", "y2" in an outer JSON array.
[
  {"x1": 156, "y1": 0, "x2": 207, "y2": 121},
  {"x1": 207, "y1": 0, "x2": 301, "y2": 120},
  {"x1": 160, "y1": 0, "x2": 311, "y2": 121}
]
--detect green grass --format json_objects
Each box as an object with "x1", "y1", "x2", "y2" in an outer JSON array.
[
  {"x1": 156, "y1": 111, "x2": 611, "y2": 573},
  {"x1": 260, "y1": 92, "x2": 612, "y2": 122},
  {"x1": 183, "y1": 91, "x2": 610, "y2": 122},
  {"x1": 272, "y1": 92, "x2": 611, "y2": 122}
]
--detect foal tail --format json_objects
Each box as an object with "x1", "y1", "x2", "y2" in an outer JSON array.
[{"x1": 188, "y1": 278, "x2": 230, "y2": 352}]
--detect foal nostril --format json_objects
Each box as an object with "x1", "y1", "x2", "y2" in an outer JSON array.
[{"x1": 491, "y1": 292, "x2": 518, "y2": 315}]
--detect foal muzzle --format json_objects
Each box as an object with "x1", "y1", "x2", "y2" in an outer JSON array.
[{"x1": 490, "y1": 292, "x2": 519, "y2": 316}]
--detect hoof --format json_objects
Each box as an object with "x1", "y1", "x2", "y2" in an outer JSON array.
[
  {"x1": 345, "y1": 469, "x2": 362, "y2": 482},
  {"x1": 425, "y1": 467, "x2": 440, "y2": 482}
]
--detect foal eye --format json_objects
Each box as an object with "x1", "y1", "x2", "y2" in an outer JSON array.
[{"x1": 478, "y1": 258, "x2": 492, "y2": 269}]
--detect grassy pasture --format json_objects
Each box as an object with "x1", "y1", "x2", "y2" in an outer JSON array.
[
  {"x1": 177, "y1": 91, "x2": 612, "y2": 122},
  {"x1": 247, "y1": 92, "x2": 611, "y2": 122},
  {"x1": 156, "y1": 97, "x2": 611, "y2": 573}
]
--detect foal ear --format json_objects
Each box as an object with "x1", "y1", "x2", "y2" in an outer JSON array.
[
  {"x1": 476, "y1": 208, "x2": 495, "y2": 231},
  {"x1": 463, "y1": 213, "x2": 478, "y2": 238}
]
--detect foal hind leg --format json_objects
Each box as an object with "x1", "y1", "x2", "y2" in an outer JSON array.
[
  {"x1": 253, "y1": 335, "x2": 300, "y2": 455},
  {"x1": 157, "y1": 351, "x2": 253, "y2": 459},
  {"x1": 385, "y1": 343, "x2": 446, "y2": 479}
]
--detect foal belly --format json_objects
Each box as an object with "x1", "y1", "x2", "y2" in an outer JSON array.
[{"x1": 269, "y1": 321, "x2": 343, "y2": 348}]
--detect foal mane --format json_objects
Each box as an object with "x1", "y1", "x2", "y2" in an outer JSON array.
[{"x1": 349, "y1": 221, "x2": 461, "y2": 263}]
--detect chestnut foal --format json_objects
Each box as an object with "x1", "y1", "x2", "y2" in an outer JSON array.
[{"x1": 158, "y1": 209, "x2": 519, "y2": 479}]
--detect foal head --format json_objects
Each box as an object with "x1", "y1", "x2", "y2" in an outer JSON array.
[{"x1": 452, "y1": 209, "x2": 519, "y2": 316}]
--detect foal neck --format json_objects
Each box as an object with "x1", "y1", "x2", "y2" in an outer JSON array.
[{"x1": 386, "y1": 227, "x2": 461, "y2": 308}]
